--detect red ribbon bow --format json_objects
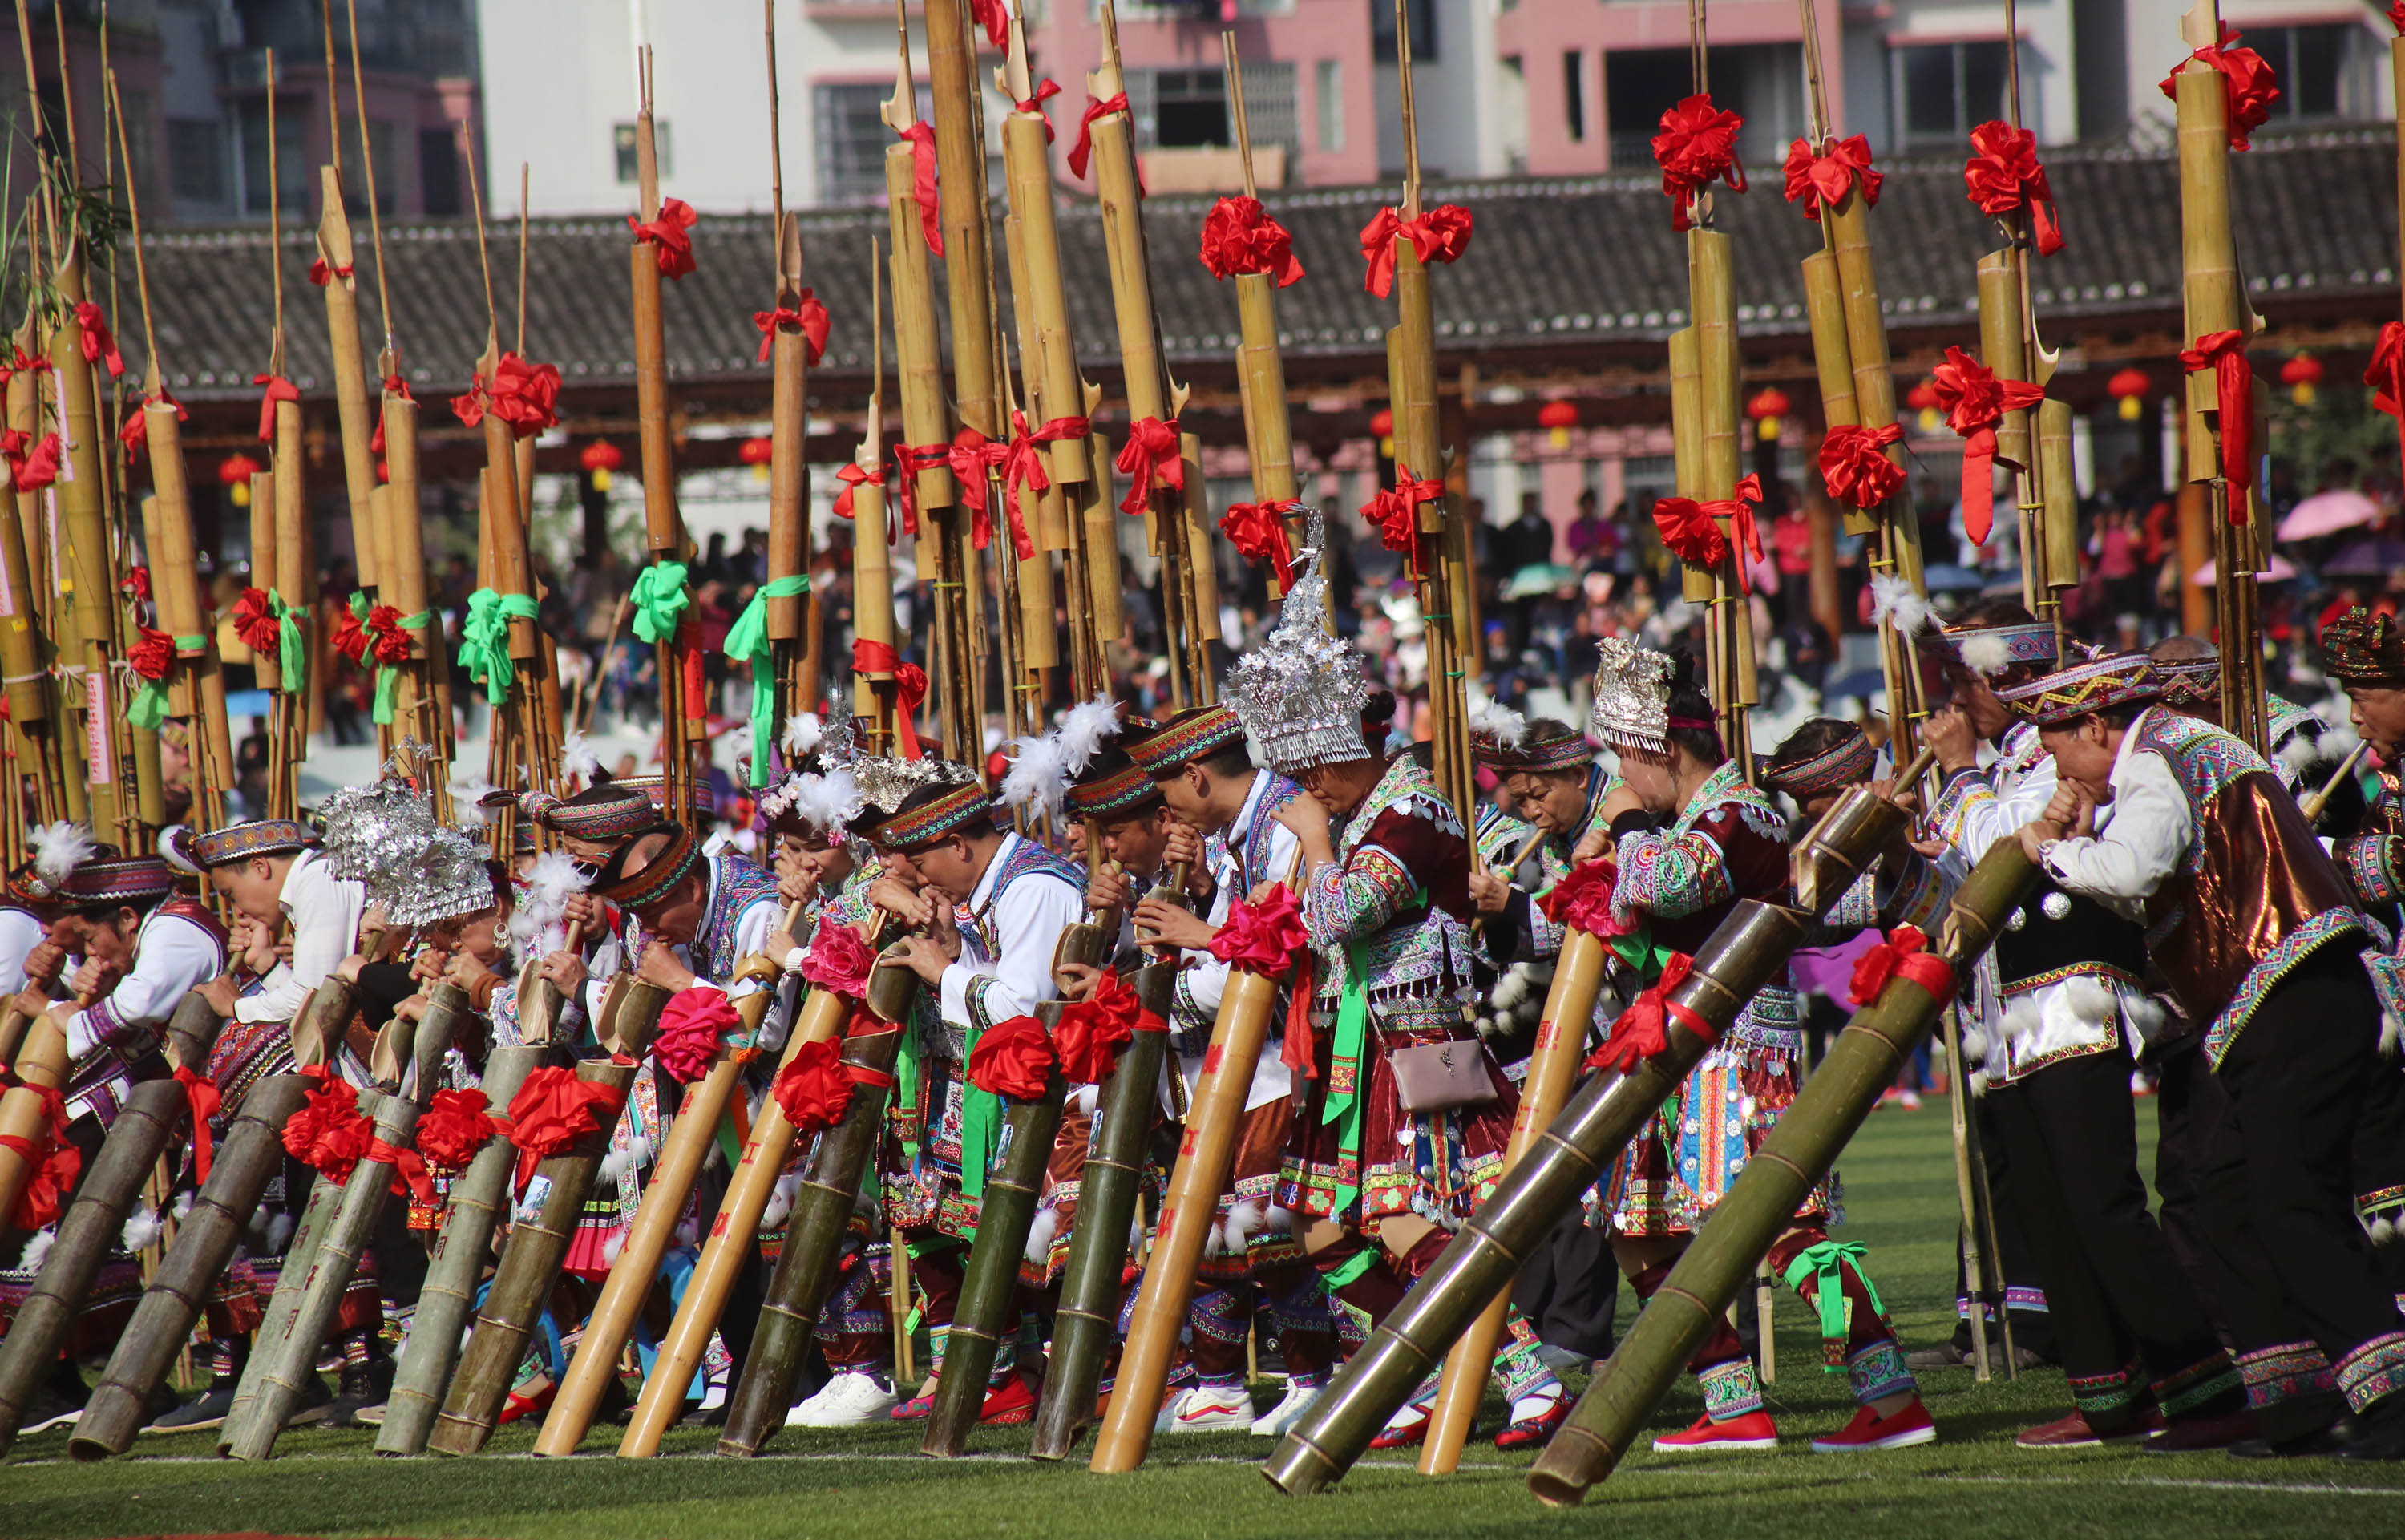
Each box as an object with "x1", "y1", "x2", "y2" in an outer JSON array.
[
  {"x1": 754, "y1": 293, "x2": 831, "y2": 366},
  {"x1": 1200, "y1": 196, "x2": 1304, "y2": 287},
  {"x1": 2365, "y1": 322, "x2": 2405, "y2": 475},
  {"x1": 170, "y1": 1064, "x2": 220, "y2": 1185},
  {"x1": 367, "y1": 1136, "x2": 436, "y2": 1206},
  {"x1": 253, "y1": 373, "x2": 301, "y2": 443},
  {"x1": 1056, "y1": 967, "x2": 1145, "y2": 1085},
  {"x1": 1931, "y1": 345, "x2": 2047, "y2": 545},
  {"x1": 1208, "y1": 887, "x2": 1308, "y2": 978},
  {"x1": 1818, "y1": 423, "x2": 1906, "y2": 511},
  {"x1": 798, "y1": 914, "x2": 879, "y2": 999},
  {"x1": 968, "y1": 0, "x2": 1009, "y2": 48},
  {"x1": 2392, "y1": 1, "x2": 2404, "y2": 34},
  {"x1": 1651, "y1": 473, "x2": 1767, "y2": 592},
  {"x1": 504, "y1": 1065, "x2": 628, "y2": 1192},
  {"x1": 896, "y1": 123, "x2": 944, "y2": 256},
  {"x1": 1845, "y1": 924, "x2": 1955, "y2": 1006},
  {"x1": 74, "y1": 301, "x2": 123, "y2": 378},
  {"x1": 451, "y1": 352, "x2": 563, "y2": 439},
  {"x1": 1781, "y1": 135, "x2": 1882, "y2": 220},
  {"x1": 1357, "y1": 203, "x2": 1473, "y2": 299},
  {"x1": 1220, "y1": 499, "x2": 1300, "y2": 588},
  {"x1": 122, "y1": 566, "x2": 152, "y2": 603},
  {"x1": 307, "y1": 257, "x2": 354, "y2": 286},
  {"x1": 1114, "y1": 417, "x2": 1185, "y2": 515},
  {"x1": 1363, "y1": 467, "x2": 1445, "y2": 564},
  {"x1": 967, "y1": 1014, "x2": 1055, "y2": 1101},
  {"x1": 128, "y1": 625, "x2": 176, "y2": 682},
  {"x1": 629, "y1": 196, "x2": 700, "y2": 278},
  {"x1": 232, "y1": 587, "x2": 281, "y2": 657},
  {"x1": 3, "y1": 430, "x2": 57, "y2": 495},
  {"x1": 1586, "y1": 952, "x2": 1708, "y2": 1073},
  {"x1": 1652, "y1": 94, "x2": 1747, "y2": 232},
  {"x1": 119, "y1": 390, "x2": 185, "y2": 465},
  {"x1": 415, "y1": 1087, "x2": 504, "y2": 1172},
  {"x1": 832, "y1": 461, "x2": 887, "y2": 526},
  {"x1": 852, "y1": 640, "x2": 926, "y2": 759},
  {"x1": 772, "y1": 1037, "x2": 857, "y2": 1136},
  {"x1": 1016, "y1": 77, "x2": 1061, "y2": 141},
  {"x1": 1536, "y1": 858, "x2": 1624, "y2": 939},
  {"x1": 283, "y1": 1065, "x2": 374, "y2": 1183},
  {"x1": 1068, "y1": 93, "x2": 1129, "y2": 182},
  {"x1": 654, "y1": 986, "x2": 741, "y2": 1083},
  {"x1": 2160, "y1": 27, "x2": 2279, "y2": 151},
  {"x1": 1962, "y1": 121, "x2": 2065, "y2": 257},
  {"x1": 0, "y1": 1082, "x2": 77, "y2": 1230},
  {"x1": 2180, "y1": 329, "x2": 2254, "y2": 514}
]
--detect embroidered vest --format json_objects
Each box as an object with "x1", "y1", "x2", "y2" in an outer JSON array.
[{"x1": 696, "y1": 853, "x2": 782, "y2": 982}]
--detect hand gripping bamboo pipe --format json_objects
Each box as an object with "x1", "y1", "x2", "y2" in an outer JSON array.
[
  {"x1": 0, "y1": 992, "x2": 224, "y2": 1451},
  {"x1": 374, "y1": 1040, "x2": 542, "y2": 1455},
  {"x1": 616, "y1": 967, "x2": 906, "y2": 1457},
  {"x1": 536, "y1": 969, "x2": 784, "y2": 1454},
  {"x1": 1263, "y1": 763, "x2": 1928, "y2": 1494},
  {"x1": 1416, "y1": 925, "x2": 1612, "y2": 1473},
  {"x1": 717, "y1": 1014, "x2": 913, "y2": 1455},
  {"x1": 1526, "y1": 840, "x2": 2035, "y2": 1506},
  {"x1": 426, "y1": 983, "x2": 671, "y2": 1456}
]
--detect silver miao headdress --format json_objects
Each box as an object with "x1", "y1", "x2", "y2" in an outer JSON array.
[
  {"x1": 317, "y1": 738, "x2": 495, "y2": 927},
  {"x1": 1589, "y1": 636, "x2": 1675, "y2": 758},
  {"x1": 1225, "y1": 509, "x2": 1373, "y2": 774}
]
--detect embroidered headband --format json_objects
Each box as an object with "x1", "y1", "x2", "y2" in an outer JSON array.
[
  {"x1": 865, "y1": 782, "x2": 996, "y2": 850},
  {"x1": 186, "y1": 819, "x2": 319, "y2": 869},
  {"x1": 1994, "y1": 651, "x2": 2162, "y2": 727},
  {"x1": 592, "y1": 821, "x2": 704, "y2": 911},
  {"x1": 1761, "y1": 726, "x2": 1875, "y2": 799},
  {"x1": 2323, "y1": 606, "x2": 2405, "y2": 686},
  {"x1": 523, "y1": 779, "x2": 661, "y2": 843},
  {"x1": 1924, "y1": 620, "x2": 2059, "y2": 678},
  {"x1": 1476, "y1": 717, "x2": 1593, "y2": 774},
  {"x1": 1065, "y1": 758, "x2": 1161, "y2": 819},
  {"x1": 2149, "y1": 654, "x2": 2221, "y2": 709},
  {"x1": 1125, "y1": 704, "x2": 1249, "y2": 774},
  {"x1": 57, "y1": 855, "x2": 179, "y2": 911}
]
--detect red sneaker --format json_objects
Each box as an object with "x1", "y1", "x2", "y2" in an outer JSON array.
[
  {"x1": 1811, "y1": 1399, "x2": 1938, "y2": 1453},
  {"x1": 1652, "y1": 1409, "x2": 1780, "y2": 1452},
  {"x1": 978, "y1": 1375, "x2": 1036, "y2": 1425},
  {"x1": 1494, "y1": 1397, "x2": 1566, "y2": 1450}
]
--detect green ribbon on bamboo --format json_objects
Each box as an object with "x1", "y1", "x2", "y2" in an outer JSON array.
[
  {"x1": 458, "y1": 588, "x2": 540, "y2": 705},
  {"x1": 956, "y1": 1017, "x2": 1000, "y2": 1219},
  {"x1": 1781, "y1": 1239, "x2": 1882, "y2": 1363},
  {"x1": 127, "y1": 636, "x2": 207, "y2": 729},
  {"x1": 1320, "y1": 940, "x2": 1372, "y2": 1219},
  {"x1": 267, "y1": 590, "x2": 306, "y2": 693},
  {"x1": 629, "y1": 559, "x2": 692, "y2": 646},
  {"x1": 349, "y1": 592, "x2": 435, "y2": 726},
  {"x1": 721, "y1": 574, "x2": 810, "y2": 786}
]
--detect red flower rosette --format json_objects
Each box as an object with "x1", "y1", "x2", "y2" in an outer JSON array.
[
  {"x1": 281, "y1": 1065, "x2": 374, "y2": 1183},
  {"x1": 1199, "y1": 195, "x2": 1304, "y2": 287},
  {"x1": 1845, "y1": 924, "x2": 1955, "y2": 1007},
  {"x1": 1651, "y1": 94, "x2": 1746, "y2": 232},
  {"x1": 653, "y1": 986, "x2": 741, "y2": 1083},
  {"x1": 771, "y1": 1037, "x2": 855, "y2": 1137},
  {"x1": 127, "y1": 625, "x2": 176, "y2": 682},
  {"x1": 798, "y1": 915, "x2": 877, "y2": 1000},
  {"x1": 1585, "y1": 952, "x2": 1706, "y2": 1073},
  {"x1": 1055, "y1": 968, "x2": 1143, "y2": 1085},
  {"x1": 1818, "y1": 424, "x2": 1906, "y2": 511},
  {"x1": 232, "y1": 587, "x2": 282, "y2": 657},
  {"x1": 1208, "y1": 887, "x2": 1309, "y2": 979},
  {"x1": 1220, "y1": 499, "x2": 1300, "y2": 588},
  {"x1": 1356, "y1": 203, "x2": 1473, "y2": 299},
  {"x1": 451, "y1": 351, "x2": 564, "y2": 439},
  {"x1": 2159, "y1": 27, "x2": 2279, "y2": 151},
  {"x1": 967, "y1": 1015, "x2": 1055, "y2": 1101},
  {"x1": 1962, "y1": 122, "x2": 2064, "y2": 256},
  {"x1": 1537, "y1": 858, "x2": 1625, "y2": 939},
  {"x1": 629, "y1": 196, "x2": 700, "y2": 278},
  {"x1": 415, "y1": 1087, "x2": 504, "y2": 1173},
  {"x1": 365, "y1": 604, "x2": 413, "y2": 665},
  {"x1": 1781, "y1": 134, "x2": 1880, "y2": 220},
  {"x1": 503, "y1": 1065, "x2": 628, "y2": 1190},
  {"x1": 1930, "y1": 345, "x2": 2046, "y2": 545}
]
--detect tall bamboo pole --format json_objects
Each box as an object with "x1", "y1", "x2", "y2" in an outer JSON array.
[
  {"x1": 1219, "y1": 38, "x2": 1301, "y2": 595},
  {"x1": 627, "y1": 49, "x2": 694, "y2": 810}
]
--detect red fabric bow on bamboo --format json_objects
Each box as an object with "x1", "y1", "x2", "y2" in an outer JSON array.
[
  {"x1": 333, "y1": 601, "x2": 412, "y2": 666},
  {"x1": 1652, "y1": 95, "x2": 1747, "y2": 232},
  {"x1": 832, "y1": 460, "x2": 887, "y2": 526},
  {"x1": 629, "y1": 196, "x2": 699, "y2": 278},
  {"x1": 2160, "y1": 27, "x2": 2280, "y2": 151},
  {"x1": 2181, "y1": 329, "x2": 2254, "y2": 513},
  {"x1": 1114, "y1": 417, "x2": 1184, "y2": 515},
  {"x1": 366, "y1": 1136, "x2": 436, "y2": 1206},
  {"x1": 895, "y1": 123, "x2": 943, "y2": 254},
  {"x1": 232, "y1": 587, "x2": 282, "y2": 657},
  {"x1": 128, "y1": 626, "x2": 176, "y2": 683},
  {"x1": 74, "y1": 301, "x2": 123, "y2": 378},
  {"x1": 1067, "y1": 94, "x2": 1129, "y2": 183},
  {"x1": 283, "y1": 1065, "x2": 374, "y2": 1183},
  {"x1": 653, "y1": 986, "x2": 741, "y2": 1083},
  {"x1": 1651, "y1": 473, "x2": 1767, "y2": 592},
  {"x1": 1781, "y1": 135, "x2": 1881, "y2": 220},
  {"x1": 772, "y1": 1037, "x2": 856, "y2": 1136},
  {"x1": 1209, "y1": 887, "x2": 1308, "y2": 977},
  {"x1": 1357, "y1": 204, "x2": 1473, "y2": 300},
  {"x1": 1962, "y1": 122, "x2": 2064, "y2": 257},
  {"x1": 171, "y1": 1065, "x2": 219, "y2": 1185},
  {"x1": 992, "y1": 412, "x2": 1091, "y2": 560},
  {"x1": 851, "y1": 640, "x2": 927, "y2": 758},
  {"x1": 122, "y1": 567, "x2": 152, "y2": 603},
  {"x1": 1537, "y1": 858, "x2": 1625, "y2": 939},
  {"x1": 119, "y1": 389, "x2": 185, "y2": 464},
  {"x1": 1056, "y1": 968, "x2": 1157, "y2": 1085},
  {"x1": 0, "y1": 1081, "x2": 77, "y2": 1230},
  {"x1": 2393, "y1": 0, "x2": 2405, "y2": 34},
  {"x1": 1201, "y1": 196, "x2": 1304, "y2": 287},
  {"x1": 968, "y1": 1015, "x2": 1055, "y2": 1101},
  {"x1": 307, "y1": 257, "x2": 354, "y2": 286},
  {"x1": 370, "y1": 374, "x2": 413, "y2": 457},
  {"x1": 2366, "y1": 322, "x2": 2405, "y2": 474},
  {"x1": 1931, "y1": 345, "x2": 2046, "y2": 545},
  {"x1": 1, "y1": 346, "x2": 49, "y2": 384},
  {"x1": 1845, "y1": 924, "x2": 1954, "y2": 1006},
  {"x1": 415, "y1": 1087, "x2": 506, "y2": 1172},
  {"x1": 968, "y1": 0, "x2": 1010, "y2": 48},
  {"x1": 1015, "y1": 78, "x2": 1061, "y2": 140},
  {"x1": 1586, "y1": 952, "x2": 1707, "y2": 1073},
  {"x1": 504, "y1": 1065, "x2": 627, "y2": 1191},
  {"x1": 451, "y1": 352, "x2": 563, "y2": 439},
  {"x1": 936, "y1": 428, "x2": 1016, "y2": 552},
  {"x1": 1220, "y1": 499, "x2": 1300, "y2": 588},
  {"x1": 754, "y1": 293, "x2": 831, "y2": 366},
  {"x1": 1364, "y1": 467, "x2": 1445, "y2": 563},
  {"x1": 1818, "y1": 423, "x2": 1906, "y2": 511},
  {"x1": 253, "y1": 373, "x2": 301, "y2": 443},
  {"x1": 2, "y1": 430, "x2": 59, "y2": 494},
  {"x1": 798, "y1": 913, "x2": 879, "y2": 999}
]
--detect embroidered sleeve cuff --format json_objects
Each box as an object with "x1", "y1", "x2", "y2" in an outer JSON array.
[{"x1": 2338, "y1": 834, "x2": 2404, "y2": 907}]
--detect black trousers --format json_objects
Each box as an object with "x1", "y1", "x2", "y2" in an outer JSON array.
[
  {"x1": 2197, "y1": 950, "x2": 2405, "y2": 1441},
  {"x1": 1949, "y1": 1090, "x2": 2058, "y2": 1362},
  {"x1": 1512, "y1": 1210, "x2": 1619, "y2": 1362},
  {"x1": 1988, "y1": 1043, "x2": 2235, "y2": 1433},
  {"x1": 2152, "y1": 1039, "x2": 2229, "y2": 1330}
]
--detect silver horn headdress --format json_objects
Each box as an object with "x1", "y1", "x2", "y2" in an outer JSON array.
[{"x1": 1225, "y1": 510, "x2": 1373, "y2": 775}]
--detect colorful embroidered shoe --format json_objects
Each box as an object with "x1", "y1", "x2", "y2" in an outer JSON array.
[
  {"x1": 1367, "y1": 1401, "x2": 1433, "y2": 1450},
  {"x1": 889, "y1": 1376, "x2": 939, "y2": 1420},
  {"x1": 1811, "y1": 1398, "x2": 1938, "y2": 1452},
  {"x1": 1652, "y1": 1409, "x2": 1781, "y2": 1452},
  {"x1": 1494, "y1": 1397, "x2": 1567, "y2": 1450},
  {"x1": 978, "y1": 1374, "x2": 1036, "y2": 1425}
]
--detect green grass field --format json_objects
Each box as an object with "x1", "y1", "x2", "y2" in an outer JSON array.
[{"x1": 7, "y1": 1101, "x2": 2403, "y2": 1539}]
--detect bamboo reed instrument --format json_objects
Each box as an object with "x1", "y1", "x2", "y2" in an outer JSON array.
[
  {"x1": 47, "y1": 246, "x2": 131, "y2": 843},
  {"x1": 627, "y1": 51, "x2": 697, "y2": 811},
  {"x1": 1527, "y1": 843, "x2": 2037, "y2": 1506},
  {"x1": 2303, "y1": 741, "x2": 2372, "y2": 824},
  {"x1": 882, "y1": 11, "x2": 955, "y2": 565},
  {"x1": 765, "y1": 214, "x2": 819, "y2": 729},
  {"x1": 0, "y1": 1017, "x2": 69, "y2": 1228},
  {"x1": 855, "y1": 240, "x2": 902, "y2": 748},
  {"x1": 1219, "y1": 37, "x2": 1301, "y2": 592},
  {"x1": 1264, "y1": 763, "x2": 1930, "y2": 1493}
]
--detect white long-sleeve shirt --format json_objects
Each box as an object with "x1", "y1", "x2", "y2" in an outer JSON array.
[
  {"x1": 2039, "y1": 715, "x2": 2195, "y2": 919},
  {"x1": 936, "y1": 833, "x2": 1082, "y2": 1045},
  {"x1": 0, "y1": 906, "x2": 42, "y2": 996},
  {"x1": 63, "y1": 906, "x2": 227, "y2": 1060},
  {"x1": 234, "y1": 850, "x2": 368, "y2": 1025},
  {"x1": 1170, "y1": 770, "x2": 1302, "y2": 1111}
]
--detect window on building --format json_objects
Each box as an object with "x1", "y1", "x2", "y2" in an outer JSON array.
[
  {"x1": 613, "y1": 120, "x2": 674, "y2": 184},
  {"x1": 1151, "y1": 69, "x2": 1228, "y2": 148},
  {"x1": 1372, "y1": 0, "x2": 1437, "y2": 63},
  {"x1": 419, "y1": 127, "x2": 462, "y2": 216},
  {"x1": 1605, "y1": 49, "x2": 1688, "y2": 168},
  {"x1": 1893, "y1": 40, "x2": 2013, "y2": 149},
  {"x1": 1498, "y1": 54, "x2": 1527, "y2": 172},
  {"x1": 1563, "y1": 50, "x2": 1586, "y2": 141},
  {"x1": 2241, "y1": 24, "x2": 2375, "y2": 123},
  {"x1": 238, "y1": 99, "x2": 309, "y2": 215},
  {"x1": 814, "y1": 83, "x2": 930, "y2": 206},
  {"x1": 1316, "y1": 58, "x2": 1344, "y2": 151},
  {"x1": 167, "y1": 117, "x2": 224, "y2": 206}
]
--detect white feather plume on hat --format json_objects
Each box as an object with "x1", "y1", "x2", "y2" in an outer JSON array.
[
  {"x1": 999, "y1": 732, "x2": 1073, "y2": 821},
  {"x1": 27, "y1": 821, "x2": 95, "y2": 890},
  {"x1": 511, "y1": 851, "x2": 588, "y2": 958},
  {"x1": 782, "y1": 712, "x2": 825, "y2": 759},
  {"x1": 1470, "y1": 700, "x2": 1527, "y2": 748},
  {"x1": 1869, "y1": 572, "x2": 1931, "y2": 638},
  {"x1": 1959, "y1": 633, "x2": 2013, "y2": 677},
  {"x1": 790, "y1": 768, "x2": 863, "y2": 836},
  {"x1": 560, "y1": 728, "x2": 601, "y2": 782},
  {"x1": 1054, "y1": 692, "x2": 1123, "y2": 777}
]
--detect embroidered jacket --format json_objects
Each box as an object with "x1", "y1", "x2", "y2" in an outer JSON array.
[
  {"x1": 1303, "y1": 754, "x2": 1477, "y2": 1035},
  {"x1": 64, "y1": 896, "x2": 229, "y2": 1126}
]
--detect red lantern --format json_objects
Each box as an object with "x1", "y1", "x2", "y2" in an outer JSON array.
[
  {"x1": 2281, "y1": 352, "x2": 2323, "y2": 406},
  {"x1": 1368, "y1": 406, "x2": 1395, "y2": 459},
  {"x1": 1905, "y1": 378, "x2": 1942, "y2": 434},
  {"x1": 2108, "y1": 366, "x2": 2151, "y2": 422},
  {"x1": 739, "y1": 435, "x2": 774, "y2": 481},
  {"x1": 217, "y1": 451, "x2": 262, "y2": 507},
  {"x1": 1745, "y1": 386, "x2": 1792, "y2": 443},
  {"x1": 1536, "y1": 398, "x2": 1579, "y2": 450},
  {"x1": 580, "y1": 439, "x2": 624, "y2": 491}
]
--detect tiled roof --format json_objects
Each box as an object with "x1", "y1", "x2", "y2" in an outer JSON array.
[{"x1": 122, "y1": 126, "x2": 2396, "y2": 409}]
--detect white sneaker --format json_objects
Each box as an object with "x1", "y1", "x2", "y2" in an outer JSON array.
[
  {"x1": 786, "y1": 1371, "x2": 901, "y2": 1428},
  {"x1": 1250, "y1": 1382, "x2": 1321, "y2": 1437},
  {"x1": 1161, "y1": 1383, "x2": 1254, "y2": 1433}
]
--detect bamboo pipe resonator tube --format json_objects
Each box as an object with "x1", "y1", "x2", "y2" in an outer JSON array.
[{"x1": 0, "y1": 1018, "x2": 70, "y2": 1243}]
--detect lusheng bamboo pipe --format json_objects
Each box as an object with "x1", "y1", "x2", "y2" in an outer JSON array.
[
  {"x1": 884, "y1": 76, "x2": 956, "y2": 559},
  {"x1": 1801, "y1": 252, "x2": 1870, "y2": 536},
  {"x1": 318, "y1": 165, "x2": 380, "y2": 591},
  {"x1": 996, "y1": 148, "x2": 1061, "y2": 677},
  {"x1": 374, "y1": 1041, "x2": 540, "y2": 1455},
  {"x1": 143, "y1": 387, "x2": 237, "y2": 813},
  {"x1": 717, "y1": 1018, "x2": 911, "y2": 1455},
  {"x1": 617, "y1": 975, "x2": 894, "y2": 1456},
  {"x1": 1975, "y1": 253, "x2": 2037, "y2": 606},
  {"x1": 1081, "y1": 426, "x2": 1126, "y2": 648},
  {"x1": 1027, "y1": 960, "x2": 1179, "y2": 1459},
  {"x1": 0, "y1": 1017, "x2": 68, "y2": 1241},
  {"x1": 378, "y1": 391, "x2": 451, "y2": 762},
  {"x1": 1526, "y1": 841, "x2": 2037, "y2": 1506},
  {"x1": 1418, "y1": 928, "x2": 1611, "y2": 1472},
  {"x1": 1669, "y1": 330, "x2": 1708, "y2": 603},
  {"x1": 1692, "y1": 229, "x2": 1757, "y2": 730},
  {"x1": 536, "y1": 978, "x2": 781, "y2": 1453},
  {"x1": 997, "y1": 33, "x2": 1089, "y2": 499},
  {"x1": 47, "y1": 250, "x2": 125, "y2": 840},
  {"x1": 1262, "y1": 770, "x2": 1924, "y2": 1494},
  {"x1": 71, "y1": 1072, "x2": 309, "y2": 1459},
  {"x1": 2039, "y1": 399, "x2": 2080, "y2": 592},
  {"x1": 767, "y1": 217, "x2": 814, "y2": 648},
  {"x1": 1829, "y1": 182, "x2": 1918, "y2": 593}
]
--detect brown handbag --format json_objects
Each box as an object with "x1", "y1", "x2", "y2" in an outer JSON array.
[{"x1": 1388, "y1": 1037, "x2": 1500, "y2": 1114}]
